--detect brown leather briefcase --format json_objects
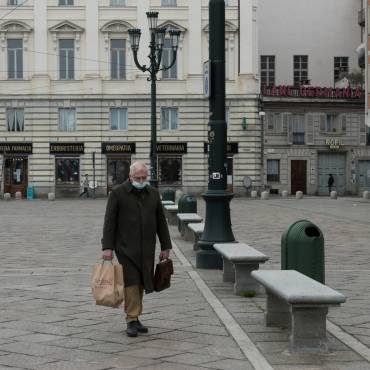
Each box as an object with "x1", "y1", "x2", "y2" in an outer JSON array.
[{"x1": 154, "y1": 258, "x2": 174, "y2": 292}]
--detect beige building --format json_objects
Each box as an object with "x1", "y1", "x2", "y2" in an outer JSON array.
[{"x1": 0, "y1": 0, "x2": 260, "y2": 198}]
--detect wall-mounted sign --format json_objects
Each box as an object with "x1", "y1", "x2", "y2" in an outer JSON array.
[
  {"x1": 102, "y1": 142, "x2": 136, "y2": 154},
  {"x1": 204, "y1": 142, "x2": 239, "y2": 154},
  {"x1": 0, "y1": 142, "x2": 33, "y2": 154},
  {"x1": 262, "y1": 85, "x2": 363, "y2": 100},
  {"x1": 50, "y1": 143, "x2": 84, "y2": 154},
  {"x1": 325, "y1": 138, "x2": 344, "y2": 150},
  {"x1": 157, "y1": 143, "x2": 187, "y2": 154}
]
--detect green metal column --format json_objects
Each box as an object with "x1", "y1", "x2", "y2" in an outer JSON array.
[{"x1": 196, "y1": 0, "x2": 235, "y2": 269}]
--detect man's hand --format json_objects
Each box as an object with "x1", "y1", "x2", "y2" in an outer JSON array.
[
  {"x1": 159, "y1": 249, "x2": 170, "y2": 261},
  {"x1": 102, "y1": 249, "x2": 113, "y2": 260}
]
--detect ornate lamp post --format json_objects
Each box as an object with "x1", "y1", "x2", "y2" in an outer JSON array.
[
  {"x1": 196, "y1": 0, "x2": 235, "y2": 269},
  {"x1": 128, "y1": 13, "x2": 181, "y2": 187}
]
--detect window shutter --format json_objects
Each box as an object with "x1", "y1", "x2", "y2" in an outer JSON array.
[
  {"x1": 359, "y1": 114, "x2": 366, "y2": 145},
  {"x1": 341, "y1": 114, "x2": 347, "y2": 132},
  {"x1": 266, "y1": 113, "x2": 274, "y2": 131},
  {"x1": 282, "y1": 113, "x2": 289, "y2": 132},
  {"x1": 319, "y1": 114, "x2": 326, "y2": 132},
  {"x1": 306, "y1": 114, "x2": 314, "y2": 145}
]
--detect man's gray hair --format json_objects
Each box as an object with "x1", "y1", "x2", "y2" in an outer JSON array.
[{"x1": 129, "y1": 161, "x2": 148, "y2": 176}]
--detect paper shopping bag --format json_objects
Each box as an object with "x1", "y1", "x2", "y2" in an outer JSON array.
[{"x1": 91, "y1": 261, "x2": 124, "y2": 308}]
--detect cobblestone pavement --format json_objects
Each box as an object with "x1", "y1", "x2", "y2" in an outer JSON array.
[{"x1": 0, "y1": 196, "x2": 369, "y2": 370}]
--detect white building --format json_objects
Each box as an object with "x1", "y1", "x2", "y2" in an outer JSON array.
[
  {"x1": 0, "y1": 0, "x2": 260, "y2": 198},
  {"x1": 258, "y1": 0, "x2": 370, "y2": 195}
]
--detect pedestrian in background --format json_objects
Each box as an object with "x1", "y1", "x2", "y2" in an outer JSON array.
[
  {"x1": 79, "y1": 174, "x2": 90, "y2": 198},
  {"x1": 328, "y1": 174, "x2": 334, "y2": 194},
  {"x1": 101, "y1": 162, "x2": 172, "y2": 337}
]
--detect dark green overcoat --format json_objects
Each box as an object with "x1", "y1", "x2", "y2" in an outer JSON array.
[{"x1": 101, "y1": 181, "x2": 172, "y2": 293}]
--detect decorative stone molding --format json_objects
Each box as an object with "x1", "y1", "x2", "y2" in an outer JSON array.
[
  {"x1": 203, "y1": 20, "x2": 238, "y2": 34},
  {"x1": 157, "y1": 20, "x2": 187, "y2": 49},
  {"x1": 49, "y1": 21, "x2": 84, "y2": 50},
  {"x1": 100, "y1": 20, "x2": 134, "y2": 51},
  {"x1": 0, "y1": 21, "x2": 33, "y2": 51}
]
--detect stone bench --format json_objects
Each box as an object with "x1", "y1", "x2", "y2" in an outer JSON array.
[
  {"x1": 176, "y1": 213, "x2": 203, "y2": 240},
  {"x1": 161, "y1": 200, "x2": 175, "y2": 206},
  {"x1": 164, "y1": 205, "x2": 178, "y2": 225},
  {"x1": 251, "y1": 270, "x2": 346, "y2": 353},
  {"x1": 187, "y1": 222, "x2": 204, "y2": 250},
  {"x1": 213, "y1": 242, "x2": 269, "y2": 295}
]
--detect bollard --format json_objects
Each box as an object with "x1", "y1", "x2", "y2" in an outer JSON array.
[
  {"x1": 330, "y1": 191, "x2": 337, "y2": 199},
  {"x1": 251, "y1": 190, "x2": 258, "y2": 198},
  {"x1": 48, "y1": 192, "x2": 55, "y2": 201},
  {"x1": 4, "y1": 193, "x2": 11, "y2": 201},
  {"x1": 281, "y1": 220, "x2": 325, "y2": 283},
  {"x1": 261, "y1": 191, "x2": 269, "y2": 200},
  {"x1": 162, "y1": 188, "x2": 176, "y2": 202},
  {"x1": 363, "y1": 191, "x2": 370, "y2": 199},
  {"x1": 15, "y1": 191, "x2": 22, "y2": 200},
  {"x1": 296, "y1": 191, "x2": 303, "y2": 199},
  {"x1": 282, "y1": 190, "x2": 288, "y2": 198}
]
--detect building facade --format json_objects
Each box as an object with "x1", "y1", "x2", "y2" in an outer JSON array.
[
  {"x1": 258, "y1": 0, "x2": 370, "y2": 195},
  {"x1": 0, "y1": 0, "x2": 260, "y2": 198}
]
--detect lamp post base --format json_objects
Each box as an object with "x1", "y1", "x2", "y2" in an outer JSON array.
[{"x1": 195, "y1": 190, "x2": 235, "y2": 269}]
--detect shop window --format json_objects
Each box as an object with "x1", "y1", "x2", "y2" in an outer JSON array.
[
  {"x1": 107, "y1": 158, "x2": 130, "y2": 189},
  {"x1": 293, "y1": 55, "x2": 308, "y2": 86},
  {"x1": 158, "y1": 157, "x2": 182, "y2": 185},
  {"x1": 6, "y1": 108, "x2": 24, "y2": 131},
  {"x1": 55, "y1": 158, "x2": 79, "y2": 184},
  {"x1": 111, "y1": 39, "x2": 126, "y2": 80},
  {"x1": 321, "y1": 114, "x2": 346, "y2": 134},
  {"x1": 110, "y1": 108, "x2": 128, "y2": 130},
  {"x1": 7, "y1": 39, "x2": 23, "y2": 80},
  {"x1": 58, "y1": 108, "x2": 76, "y2": 131},
  {"x1": 260, "y1": 55, "x2": 275, "y2": 86},
  {"x1": 267, "y1": 159, "x2": 280, "y2": 182},
  {"x1": 161, "y1": 107, "x2": 178, "y2": 130},
  {"x1": 110, "y1": 0, "x2": 126, "y2": 5}
]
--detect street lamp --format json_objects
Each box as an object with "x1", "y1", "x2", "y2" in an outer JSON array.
[{"x1": 128, "y1": 13, "x2": 181, "y2": 187}]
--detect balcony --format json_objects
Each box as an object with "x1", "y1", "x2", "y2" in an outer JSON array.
[{"x1": 358, "y1": 9, "x2": 365, "y2": 26}]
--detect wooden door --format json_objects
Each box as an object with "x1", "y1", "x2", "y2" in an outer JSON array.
[
  {"x1": 291, "y1": 160, "x2": 307, "y2": 194},
  {"x1": 4, "y1": 157, "x2": 28, "y2": 197}
]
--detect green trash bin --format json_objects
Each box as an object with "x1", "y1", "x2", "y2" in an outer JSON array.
[
  {"x1": 281, "y1": 219, "x2": 325, "y2": 283},
  {"x1": 162, "y1": 188, "x2": 175, "y2": 202},
  {"x1": 177, "y1": 194, "x2": 197, "y2": 232}
]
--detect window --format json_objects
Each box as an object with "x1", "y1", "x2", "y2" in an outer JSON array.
[
  {"x1": 59, "y1": 0, "x2": 73, "y2": 5},
  {"x1": 260, "y1": 56, "x2": 275, "y2": 86},
  {"x1": 7, "y1": 0, "x2": 24, "y2": 5},
  {"x1": 162, "y1": 39, "x2": 177, "y2": 79},
  {"x1": 6, "y1": 108, "x2": 24, "y2": 132},
  {"x1": 158, "y1": 157, "x2": 182, "y2": 185},
  {"x1": 292, "y1": 115, "x2": 305, "y2": 144},
  {"x1": 321, "y1": 114, "x2": 346, "y2": 134},
  {"x1": 110, "y1": 0, "x2": 126, "y2": 5},
  {"x1": 7, "y1": 39, "x2": 23, "y2": 79},
  {"x1": 161, "y1": 107, "x2": 178, "y2": 130},
  {"x1": 58, "y1": 108, "x2": 76, "y2": 131},
  {"x1": 334, "y1": 57, "x2": 349, "y2": 82},
  {"x1": 266, "y1": 112, "x2": 287, "y2": 133},
  {"x1": 111, "y1": 39, "x2": 126, "y2": 80},
  {"x1": 161, "y1": 0, "x2": 176, "y2": 6},
  {"x1": 59, "y1": 39, "x2": 74, "y2": 80},
  {"x1": 293, "y1": 55, "x2": 308, "y2": 86},
  {"x1": 110, "y1": 108, "x2": 128, "y2": 130},
  {"x1": 56, "y1": 158, "x2": 79, "y2": 184},
  {"x1": 267, "y1": 159, "x2": 280, "y2": 182}
]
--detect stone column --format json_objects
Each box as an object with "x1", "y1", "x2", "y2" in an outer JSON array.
[
  {"x1": 137, "y1": 0, "x2": 150, "y2": 79},
  {"x1": 239, "y1": 0, "x2": 253, "y2": 75},
  {"x1": 33, "y1": 0, "x2": 48, "y2": 84},
  {"x1": 188, "y1": 0, "x2": 202, "y2": 76},
  {"x1": 85, "y1": 0, "x2": 99, "y2": 79}
]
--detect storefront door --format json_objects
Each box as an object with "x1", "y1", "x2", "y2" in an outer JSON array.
[
  {"x1": 107, "y1": 157, "x2": 130, "y2": 193},
  {"x1": 318, "y1": 153, "x2": 346, "y2": 195},
  {"x1": 291, "y1": 160, "x2": 307, "y2": 194},
  {"x1": 4, "y1": 157, "x2": 28, "y2": 197},
  {"x1": 358, "y1": 160, "x2": 370, "y2": 193}
]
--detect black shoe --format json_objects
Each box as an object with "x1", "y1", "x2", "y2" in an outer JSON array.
[
  {"x1": 135, "y1": 319, "x2": 148, "y2": 333},
  {"x1": 126, "y1": 321, "x2": 138, "y2": 337}
]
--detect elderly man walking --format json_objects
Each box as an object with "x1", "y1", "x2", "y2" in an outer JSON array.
[{"x1": 101, "y1": 162, "x2": 172, "y2": 337}]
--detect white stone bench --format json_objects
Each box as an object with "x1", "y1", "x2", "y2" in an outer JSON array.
[
  {"x1": 213, "y1": 242, "x2": 269, "y2": 295},
  {"x1": 164, "y1": 205, "x2": 178, "y2": 225},
  {"x1": 251, "y1": 270, "x2": 346, "y2": 353},
  {"x1": 176, "y1": 213, "x2": 203, "y2": 240},
  {"x1": 162, "y1": 200, "x2": 175, "y2": 206},
  {"x1": 187, "y1": 222, "x2": 204, "y2": 249}
]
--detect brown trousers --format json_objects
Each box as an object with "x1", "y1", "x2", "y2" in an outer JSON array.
[{"x1": 124, "y1": 285, "x2": 144, "y2": 323}]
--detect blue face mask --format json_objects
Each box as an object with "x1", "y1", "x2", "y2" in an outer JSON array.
[{"x1": 132, "y1": 181, "x2": 147, "y2": 190}]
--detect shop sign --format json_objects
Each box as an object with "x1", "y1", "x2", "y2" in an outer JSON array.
[
  {"x1": 262, "y1": 85, "x2": 363, "y2": 100},
  {"x1": 157, "y1": 142, "x2": 187, "y2": 154},
  {"x1": 102, "y1": 142, "x2": 136, "y2": 154},
  {"x1": 50, "y1": 142, "x2": 84, "y2": 154},
  {"x1": 325, "y1": 138, "x2": 344, "y2": 150},
  {"x1": 204, "y1": 142, "x2": 239, "y2": 154},
  {"x1": 0, "y1": 142, "x2": 33, "y2": 154}
]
